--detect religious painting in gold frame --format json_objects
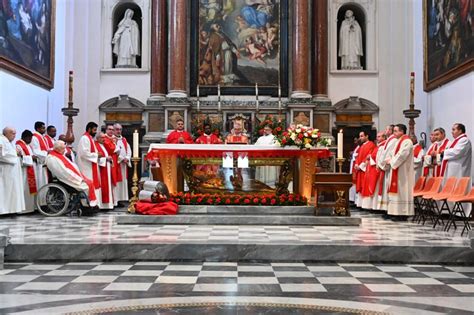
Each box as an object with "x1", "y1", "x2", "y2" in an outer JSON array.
[
  {"x1": 423, "y1": 0, "x2": 473, "y2": 92},
  {"x1": 190, "y1": 0, "x2": 289, "y2": 97},
  {"x1": 0, "y1": 0, "x2": 56, "y2": 90}
]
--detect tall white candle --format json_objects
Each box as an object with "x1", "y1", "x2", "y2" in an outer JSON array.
[
  {"x1": 196, "y1": 85, "x2": 200, "y2": 112},
  {"x1": 255, "y1": 83, "x2": 259, "y2": 111},
  {"x1": 133, "y1": 130, "x2": 139, "y2": 158},
  {"x1": 337, "y1": 129, "x2": 343, "y2": 159},
  {"x1": 217, "y1": 84, "x2": 221, "y2": 112},
  {"x1": 278, "y1": 84, "x2": 282, "y2": 111}
]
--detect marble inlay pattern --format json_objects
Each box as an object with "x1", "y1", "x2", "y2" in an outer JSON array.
[{"x1": 0, "y1": 262, "x2": 473, "y2": 314}]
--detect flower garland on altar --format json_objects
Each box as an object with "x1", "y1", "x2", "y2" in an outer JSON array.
[
  {"x1": 169, "y1": 193, "x2": 308, "y2": 206},
  {"x1": 252, "y1": 114, "x2": 286, "y2": 143},
  {"x1": 277, "y1": 124, "x2": 325, "y2": 149}
]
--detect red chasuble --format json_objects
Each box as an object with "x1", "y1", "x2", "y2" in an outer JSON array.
[
  {"x1": 16, "y1": 140, "x2": 37, "y2": 194},
  {"x1": 388, "y1": 135, "x2": 410, "y2": 194},
  {"x1": 226, "y1": 134, "x2": 249, "y2": 144},
  {"x1": 166, "y1": 130, "x2": 194, "y2": 144},
  {"x1": 196, "y1": 134, "x2": 221, "y2": 144},
  {"x1": 103, "y1": 136, "x2": 120, "y2": 186},
  {"x1": 95, "y1": 142, "x2": 111, "y2": 204},
  {"x1": 84, "y1": 132, "x2": 101, "y2": 189},
  {"x1": 361, "y1": 142, "x2": 384, "y2": 198},
  {"x1": 49, "y1": 150, "x2": 97, "y2": 203},
  {"x1": 135, "y1": 200, "x2": 179, "y2": 215},
  {"x1": 355, "y1": 141, "x2": 376, "y2": 193}
]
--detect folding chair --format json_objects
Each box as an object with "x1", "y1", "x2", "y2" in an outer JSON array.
[
  {"x1": 419, "y1": 177, "x2": 443, "y2": 225},
  {"x1": 427, "y1": 177, "x2": 457, "y2": 228},
  {"x1": 412, "y1": 176, "x2": 427, "y2": 222},
  {"x1": 445, "y1": 179, "x2": 472, "y2": 233}
]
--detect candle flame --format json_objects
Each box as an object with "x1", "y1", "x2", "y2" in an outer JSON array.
[{"x1": 339, "y1": 129, "x2": 343, "y2": 133}]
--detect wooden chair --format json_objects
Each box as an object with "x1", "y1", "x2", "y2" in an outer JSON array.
[
  {"x1": 419, "y1": 177, "x2": 443, "y2": 225},
  {"x1": 427, "y1": 177, "x2": 457, "y2": 228},
  {"x1": 412, "y1": 176, "x2": 427, "y2": 222},
  {"x1": 445, "y1": 178, "x2": 472, "y2": 233}
]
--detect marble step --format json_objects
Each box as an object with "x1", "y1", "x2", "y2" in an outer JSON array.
[
  {"x1": 178, "y1": 205, "x2": 315, "y2": 215},
  {"x1": 116, "y1": 214, "x2": 361, "y2": 226}
]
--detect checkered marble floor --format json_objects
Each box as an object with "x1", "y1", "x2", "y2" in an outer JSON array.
[
  {"x1": 0, "y1": 209, "x2": 469, "y2": 247},
  {"x1": 0, "y1": 261, "x2": 473, "y2": 314}
]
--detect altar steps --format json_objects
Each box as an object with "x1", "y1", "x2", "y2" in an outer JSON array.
[{"x1": 119, "y1": 206, "x2": 361, "y2": 226}]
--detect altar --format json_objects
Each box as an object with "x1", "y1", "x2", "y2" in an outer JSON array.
[{"x1": 147, "y1": 144, "x2": 331, "y2": 201}]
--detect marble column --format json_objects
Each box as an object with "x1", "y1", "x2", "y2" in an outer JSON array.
[
  {"x1": 167, "y1": 0, "x2": 187, "y2": 98},
  {"x1": 312, "y1": 0, "x2": 328, "y2": 99},
  {"x1": 151, "y1": 0, "x2": 167, "y2": 99},
  {"x1": 291, "y1": 0, "x2": 311, "y2": 99}
]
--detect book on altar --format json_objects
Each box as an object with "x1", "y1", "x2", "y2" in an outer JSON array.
[
  {"x1": 222, "y1": 152, "x2": 233, "y2": 168},
  {"x1": 237, "y1": 154, "x2": 249, "y2": 168},
  {"x1": 99, "y1": 157, "x2": 107, "y2": 167},
  {"x1": 22, "y1": 155, "x2": 33, "y2": 166}
]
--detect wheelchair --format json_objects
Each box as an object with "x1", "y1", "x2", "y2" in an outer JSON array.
[{"x1": 36, "y1": 180, "x2": 95, "y2": 217}]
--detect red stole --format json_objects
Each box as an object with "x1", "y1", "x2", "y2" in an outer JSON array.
[
  {"x1": 388, "y1": 135, "x2": 410, "y2": 194},
  {"x1": 414, "y1": 144, "x2": 422, "y2": 158},
  {"x1": 440, "y1": 134, "x2": 467, "y2": 177},
  {"x1": 84, "y1": 133, "x2": 101, "y2": 189},
  {"x1": 16, "y1": 140, "x2": 37, "y2": 194},
  {"x1": 95, "y1": 142, "x2": 111, "y2": 204},
  {"x1": 44, "y1": 135, "x2": 54, "y2": 149},
  {"x1": 33, "y1": 133, "x2": 48, "y2": 151},
  {"x1": 423, "y1": 143, "x2": 437, "y2": 176},
  {"x1": 378, "y1": 137, "x2": 396, "y2": 196},
  {"x1": 49, "y1": 150, "x2": 97, "y2": 202},
  {"x1": 103, "y1": 136, "x2": 120, "y2": 185},
  {"x1": 355, "y1": 141, "x2": 375, "y2": 193}
]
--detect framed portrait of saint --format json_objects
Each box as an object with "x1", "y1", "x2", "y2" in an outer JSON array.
[
  {"x1": 423, "y1": 0, "x2": 473, "y2": 92},
  {"x1": 190, "y1": 0, "x2": 289, "y2": 96},
  {"x1": 0, "y1": 0, "x2": 55, "y2": 89}
]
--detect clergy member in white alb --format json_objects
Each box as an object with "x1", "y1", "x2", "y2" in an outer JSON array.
[
  {"x1": 114, "y1": 123, "x2": 131, "y2": 203},
  {"x1": 16, "y1": 130, "x2": 37, "y2": 213},
  {"x1": 0, "y1": 127, "x2": 26, "y2": 215},
  {"x1": 46, "y1": 141, "x2": 98, "y2": 207},
  {"x1": 422, "y1": 132, "x2": 437, "y2": 178},
  {"x1": 377, "y1": 125, "x2": 397, "y2": 211},
  {"x1": 433, "y1": 127, "x2": 450, "y2": 177},
  {"x1": 255, "y1": 124, "x2": 279, "y2": 186},
  {"x1": 58, "y1": 134, "x2": 76, "y2": 163},
  {"x1": 441, "y1": 123, "x2": 472, "y2": 180},
  {"x1": 30, "y1": 121, "x2": 49, "y2": 189},
  {"x1": 76, "y1": 122, "x2": 101, "y2": 207},
  {"x1": 386, "y1": 124, "x2": 414, "y2": 220},
  {"x1": 95, "y1": 132, "x2": 114, "y2": 209},
  {"x1": 411, "y1": 135, "x2": 424, "y2": 183},
  {"x1": 44, "y1": 125, "x2": 57, "y2": 150}
]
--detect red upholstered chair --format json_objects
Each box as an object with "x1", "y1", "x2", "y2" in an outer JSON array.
[{"x1": 445, "y1": 178, "x2": 472, "y2": 233}]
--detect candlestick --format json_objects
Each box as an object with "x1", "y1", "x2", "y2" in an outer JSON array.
[
  {"x1": 337, "y1": 129, "x2": 343, "y2": 159},
  {"x1": 410, "y1": 72, "x2": 415, "y2": 105},
  {"x1": 255, "y1": 83, "x2": 259, "y2": 112},
  {"x1": 196, "y1": 84, "x2": 200, "y2": 112},
  {"x1": 127, "y1": 157, "x2": 141, "y2": 213},
  {"x1": 336, "y1": 158, "x2": 346, "y2": 174},
  {"x1": 133, "y1": 130, "x2": 139, "y2": 158}
]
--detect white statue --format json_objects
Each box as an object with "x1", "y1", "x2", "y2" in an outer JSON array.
[
  {"x1": 338, "y1": 10, "x2": 363, "y2": 70},
  {"x1": 112, "y1": 8, "x2": 141, "y2": 68}
]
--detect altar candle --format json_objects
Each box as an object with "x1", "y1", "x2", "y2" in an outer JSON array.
[
  {"x1": 278, "y1": 84, "x2": 282, "y2": 111},
  {"x1": 410, "y1": 72, "x2": 415, "y2": 104},
  {"x1": 196, "y1": 85, "x2": 200, "y2": 112},
  {"x1": 217, "y1": 84, "x2": 221, "y2": 112},
  {"x1": 337, "y1": 129, "x2": 343, "y2": 159},
  {"x1": 255, "y1": 83, "x2": 259, "y2": 111},
  {"x1": 133, "y1": 130, "x2": 139, "y2": 158}
]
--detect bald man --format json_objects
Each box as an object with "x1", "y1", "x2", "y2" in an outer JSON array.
[{"x1": 0, "y1": 127, "x2": 26, "y2": 214}]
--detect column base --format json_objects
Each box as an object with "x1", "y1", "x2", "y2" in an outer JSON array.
[
  {"x1": 290, "y1": 91, "x2": 312, "y2": 99},
  {"x1": 149, "y1": 94, "x2": 167, "y2": 101},
  {"x1": 166, "y1": 91, "x2": 188, "y2": 98}
]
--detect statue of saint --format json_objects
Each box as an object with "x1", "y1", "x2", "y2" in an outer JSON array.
[
  {"x1": 112, "y1": 9, "x2": 140, "y2": 68},
  {"x1": 338, "y1": 10, "x2": 363, "y2": 70}
]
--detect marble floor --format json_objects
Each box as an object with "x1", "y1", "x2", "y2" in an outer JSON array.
[
  {"x1": 0, "y1": 261, "x2": 474, "y2": 314},
  {"x1": 0, "y1": 209, "x2": 470, "y2": 247}
]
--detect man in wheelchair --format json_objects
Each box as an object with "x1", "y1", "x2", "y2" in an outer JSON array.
[{"x1": 45, "y1": 141, "x2": 99, "y2": 210}]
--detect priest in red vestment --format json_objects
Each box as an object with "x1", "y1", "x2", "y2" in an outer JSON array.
[
  {"x1": 166, "y1": 119, "x2": 194, "y2": 144},
  {"x1": 411, "y1": 135, "x2": 424, "y2": 182},
  {"x1": 361, "y1": 131, "x2": 386, "y2": 210},
  {"x1": 423, "y1": 132, "x2": 437, "y2": 178},
  {"x1": 195, "y1": 124, "x2": 222, "y2": 144},
  {"x1": 44, "y1": 125, "x2": 56, "y2": 151},
  {"x1": 353, "y1": 131, "x2": 375, "y2": 208},
  {"x1": 16, "y1": 130, "x2": 37, "y2": 213},
  {"x1": 103, "y1": 124, "x2": 120, "y2": 188},
  {"x1": 225, "y1": 121, "x2": 249, "y2": 144},
  {"x1": 96, "y1": 132, "x2": 114, "y2": 210},
  {"x1": 433, "y1": 127, "x2": 450, "y2": 177}
]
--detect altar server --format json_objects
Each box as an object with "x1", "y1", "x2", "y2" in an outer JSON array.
[
  {"x1": 96, "y1": 132, "x2": 114, "y2": 209},
  {"x1": 16, "y1": 130, "x2": 37, "y2": 213},
  {"x1": 195, "y1": 123, "x2": 222, "y2": 144},
  {"x1": 377, "y1": 125, "x2": 397, "y2": 211},
  {"x1": 411, "y1": 135, "x2": 424, "y2": 182},
  {"x1": 441, "y1": 123, "x2": 472, "y2": 180},
  {"x1": 361, "y1": 131, "x2": 386, "y2": 210},
  {"x1": 255, "y1": 124, "x2": 279, "y2": 186},
  {"x1": 0, "y1": 127, "x2": 25, "y2": 215},
  {"x1": 386, "y1": 124, "x2": 414, "y2": 220},
  {"x1": 44, "y1": 125, "x2": 57, "y2": 150},
  {"x1": 30, "y1": 121, "x2": 49, "y2": 189},
  {"x1": 422, "y1": 132, "x2": 437, "y2": 178},
  {"x1": 166, "y1": 119, "x2": 194, "y2": 144},
  {"x1": 76, "y1": 122, "x2": 100, "y2": 206},
  {"x1": 433, "y1": 127, "x2": 450, "y2": 177},
  {"x1": 46, "y1": 141, "x2": 98, "y2": 207},
  {"x1": 114, "y1": 123, "x2": 132, "y2": 203},
  {"x1": 354, "y1": 131, "x2": 375, "y2": 208}
]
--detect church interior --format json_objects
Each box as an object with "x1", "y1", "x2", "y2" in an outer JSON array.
[{"x1": 0, "y1": 0, "x2": 474, "y2": 313}]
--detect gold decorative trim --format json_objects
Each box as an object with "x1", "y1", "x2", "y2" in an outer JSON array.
[{"x1": 65, "y1": 301, "x2": 390, "y2": 315}]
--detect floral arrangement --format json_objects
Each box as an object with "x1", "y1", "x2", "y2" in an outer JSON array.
[
  {"x1": 191, "y1": 116, "x2": 224, "y2": 141},
  {"x1": 253, "y1": 114, "x2": 286, "y2": 143},
  {"x1": 277, "y1": 124, "x2": 325, "y2": 149},
  {"x1": 169, "y1": 192, "x2": 308, "y2": 206}
]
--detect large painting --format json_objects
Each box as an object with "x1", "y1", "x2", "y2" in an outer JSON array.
[
  {"x1": 0, "y1": 0, "x2": 55, "y2": 89},
  {"x1": 190, "y1": 0, "x2": 288, "y2": 96},
  {"x1": 423, "y1": 0, "x2": 473, "y2": 92}
]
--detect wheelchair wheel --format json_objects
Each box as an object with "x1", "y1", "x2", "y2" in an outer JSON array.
[{"x1": 36, "y1": 183, "x2": 71, "y2": 217}]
